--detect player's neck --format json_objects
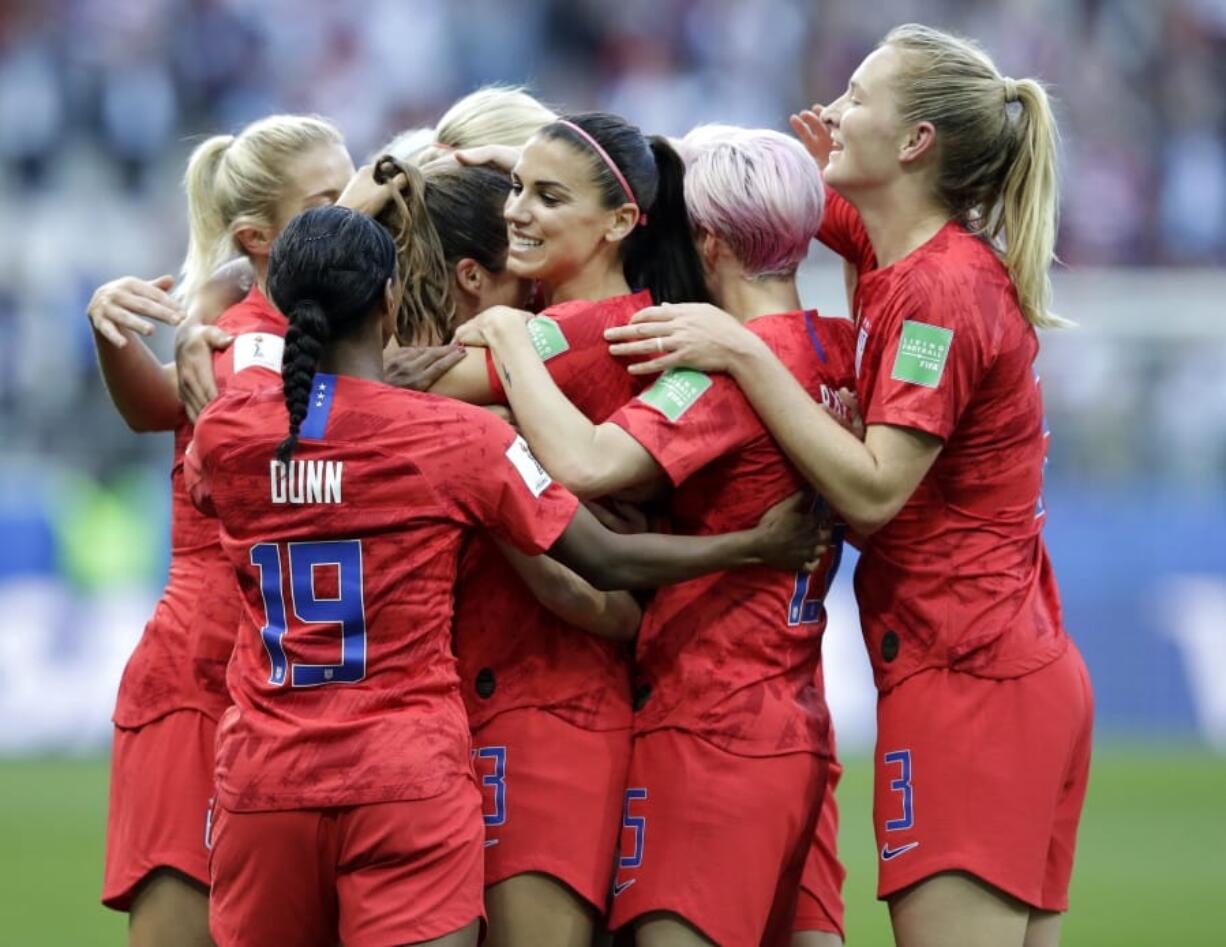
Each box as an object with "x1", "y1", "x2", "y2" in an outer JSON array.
[
  {"x1": 317, "y1": 332, "x2": 385, "y2": 384},
  {"x1": 851, "y1": 181, "x2": 950, "y2": 269},
  {"x1": 544, "y1": 262, "x2": 631, "y2": 307},
  {"x1": 253, "y1": 258, "x2": 269, "y2": 296},
  {"x1": 718, "y1": 276, "x2": 801, "y2": 323}
]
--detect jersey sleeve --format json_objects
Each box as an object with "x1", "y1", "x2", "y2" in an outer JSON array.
[
  {"x1": 213, "y1": 311, "x2": 285, "y2": 393},
  {"x1": 607, "y1": 369, "x2": 759, "y2": 486},
  {"x1": 862, "y1": 279, "x2": 990, "y2": 441},
  {"x1": 440, "y1": 410, "x2": 580, "y2": 555},
  {"x1": 183, "y1": 429, "x2": 216, "y2": 517},
  {"x1": 817, "y1": 185, "x2": 876, "y2": 275},
  {"x1": 482, "y1": 301, "x2": 635, "y2": 409},
  {"x1": 484, "y1": 346, "x2": 506, "y2": 403}
]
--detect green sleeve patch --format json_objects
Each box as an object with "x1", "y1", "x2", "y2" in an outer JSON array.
[
  {"x1": 526, "y1": 315, "x2": 570, "y2": 361},
  {"x1": 637, "y1": 368, "x2": 712, "y2": 422},
  {"x1": 891, "y1": 320, "x2": 953, "y2": 388}
]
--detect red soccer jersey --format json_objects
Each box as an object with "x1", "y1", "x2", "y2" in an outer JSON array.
[
  {"x1": 457, "y1": 291, "x2": 652, "y2": 731},
  {"x1": 818, "y1": 187, "x2": 1068, "y2": 692},
  {"x1": 186, "y1": 374, "x2": 577, "y2": 811},
  {"x1": 112, "y1": 288, "x2": 286, "y2": 728},
  {"x1": 608, "y1": 311, "x2": 856, "y2": 758}
]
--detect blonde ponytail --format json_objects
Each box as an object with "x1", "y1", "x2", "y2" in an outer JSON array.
[
  {"x1": 997, "y1": 78, "x2": 1065, "y2": 329},
  {"x1": 372, "y1": 157, "x2": 454, "y2": 344},
  {"x1": 884, "y1": 24, "x2": 1066, "y2": 328},
  {"x1": 179, "y1": 135, "x2": 236, "y2": 304},
  {"x1": 176, "y1": 114, "x2": 344, "y2": 304}
]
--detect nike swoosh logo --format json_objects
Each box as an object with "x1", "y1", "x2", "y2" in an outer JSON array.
[
  {"x1": 483, "y1": 839, "x2": 500, "y2": 848},
  {"x1": 881, "y1": 841, "x2": 920, "y2": 861},
  {"x1": 613, "y1": 879, "x2": 636, "y2": 896}
]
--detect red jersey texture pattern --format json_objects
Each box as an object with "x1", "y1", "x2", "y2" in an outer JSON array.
[
  {"x1": 819, "y1": 188, "x2": 1068, "y2": 692},
  {"x1": 457, "y1": 291, "x2": 653, "y2": 731},
  {"x1": 609, "y1": 311, "x2": 856, "y2": 757},
  {"x1": 186, "y1": 375, "x2": 578, "y2": 811},
  {"x1": 112, "y1": 288, "x2": 286, "y2": 728}
]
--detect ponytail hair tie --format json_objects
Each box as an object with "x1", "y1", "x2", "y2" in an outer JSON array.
[{"x1": 1002, "y1": 76, "x2": 1019, "y2": 103}]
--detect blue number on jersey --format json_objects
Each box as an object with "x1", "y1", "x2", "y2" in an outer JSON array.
[
  {"x1": 883, "y1": 749, "x2": 915, "y2": 831},
  {"x1": 787, "y1": 498, "x2": 844, "y2": 626},
  {"x1": 248, "y1": 539, "x2": 367, "y2": 687},
  {"x1": 474, "y1": 746, "x2": 508, "y2": 827},
  {"x1": 619, "y1": 787, "x2": 649, "y2": 869}
]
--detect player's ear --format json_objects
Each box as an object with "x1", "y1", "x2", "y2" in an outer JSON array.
[
  {"x1": 235, "y1": 225, "x2": 273, "y2": 259},
  {"x1": 381, "y1": 276, "x2": 400, "y2": 343},
  {"x1": 698, "y1": 228, "x2": 721, "y2": 273},
  {"x1": 604, "y1": 203, "x2": 639, "y2": 244},
  {"x1": 453, "y1": 258, "x2": 483, "y2": 302}
]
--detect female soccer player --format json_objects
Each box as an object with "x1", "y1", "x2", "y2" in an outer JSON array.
[
  {"x1": 606, "y1": 24, "x2": 1094, "y2": 947},
  {"x1": 173, "y1": 86, "x2": 558, "y2": 415},
  {"x1": 455, "y1": 126, "x2": 853, "y2": 947},
  {"x1": 159, "y1": 139, "x2": 654, "y2": 942},
  {"x1": 89, "y1": 114, "x2": 354, "y2": 946},
  {"x1": 186, "y1": 205, "x2": 826, "y2": 947},
  {"x1": 415, "y1": 110, "x2": 712, "y2": 946}
]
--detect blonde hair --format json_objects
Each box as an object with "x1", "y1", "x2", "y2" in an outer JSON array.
[
  {"x1": 379, "y1": 126, "x2": 437, "y2": 163},
  {"x1": 409, "y1": 85, "x2": 556, "y2": 166},
  {"x1": 179, "y1": 114, "x2": 344, "y2": 303},
  {"x1": 883, "y1": 24, "x2": 1065, "y2": 328}
]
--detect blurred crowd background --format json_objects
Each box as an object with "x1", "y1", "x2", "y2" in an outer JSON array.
[{"x1": 1, "y1": 0, "x2": 1224, "y2": 752}]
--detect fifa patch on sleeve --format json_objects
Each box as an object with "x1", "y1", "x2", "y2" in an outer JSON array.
[
  {"x1": 526, "y1": 316, "x2": 570, "y2": 361},
  {"x1": 505, "y1": 436, "x2": 552, "y2": 498},
  {"x1": 637, "y1": 368, "x2": 712, "y2": 422},
  {"x1": 232, "y1": 332, "x2": 284, "y2": 375},
  {"x1": 891, "y1": 321, "x2": 952, "y2": 388}
]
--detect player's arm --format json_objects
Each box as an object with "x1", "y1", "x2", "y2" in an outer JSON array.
[
  {"x1": 606, "y1": 304, "x2": 942, "y2": 535},
  {"x1": 174, "y1": 262, "x2": 252, "y2": 420},
  {"x1": 497, "y1": 542, "x2": 641, "y2": 642},
  {"x1": 406, "y1": 346, "x2": 498, "y2": 403},
  {"x1": 546, "y1": 493, "x2": 827, "y2": 591},
  {"x1": 469, "y1": 306, "x2": 663, "y2": 499},
  {"x1": 87, "y1": 275, "x2": 187, "y2": 432}
]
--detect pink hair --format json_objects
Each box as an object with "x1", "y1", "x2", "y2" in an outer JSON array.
[{"x1": 681, "y1": 125, "x2": 825, "y2": 279}]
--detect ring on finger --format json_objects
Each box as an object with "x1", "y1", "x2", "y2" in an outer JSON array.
[{"x1": 655, "y1": 337, "x2": 665, "y2": 353}]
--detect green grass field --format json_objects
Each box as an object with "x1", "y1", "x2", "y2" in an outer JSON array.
[{"x1": 1, "y1": 747, "x2": 1222, "y2": 945}]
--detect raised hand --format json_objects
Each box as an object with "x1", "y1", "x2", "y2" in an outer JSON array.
[{"x1": 87, "y1": 275, "x2": 185, "y2": 348}]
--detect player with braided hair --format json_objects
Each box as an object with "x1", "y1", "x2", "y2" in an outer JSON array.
[
  {"x1": 90, "y1": 113, "x2": 356, "y2": 944},
  {"x1": 186, "y1": 204, "x2": 829, "y2": 947}
]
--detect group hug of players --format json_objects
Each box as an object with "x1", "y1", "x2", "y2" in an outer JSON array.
[{"x1": 87, "y1": 21, "x2": 1094, "y2": 947}]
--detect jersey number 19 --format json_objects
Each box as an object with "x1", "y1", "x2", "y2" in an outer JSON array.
[{"x1": 248, "y1": 539, "x2": 367, "y2": 687}]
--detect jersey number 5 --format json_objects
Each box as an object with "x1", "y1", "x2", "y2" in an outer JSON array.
[{"x1": 248, "y1": 540, "x2": 367, "y2": 687}]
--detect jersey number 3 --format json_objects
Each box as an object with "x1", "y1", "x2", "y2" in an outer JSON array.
[{"x1": 248, "y1": 540, "x2": 367, "y2": 687}]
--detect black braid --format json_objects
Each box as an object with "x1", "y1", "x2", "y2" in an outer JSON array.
[
  {"x1": 267, "y1": 205, "x2": 397, "y2": 464},
  {"x1": 275, "y1": 300, "x2": 331, "y2": 465}
]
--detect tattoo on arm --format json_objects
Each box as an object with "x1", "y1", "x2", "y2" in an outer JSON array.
[{"x1": 499, "y1": 360, "x2": 511, "y2": 388}]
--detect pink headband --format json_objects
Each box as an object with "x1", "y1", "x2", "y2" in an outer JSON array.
[{"x1": 556, "y1": 120, "x2": 647, "y2": 226}]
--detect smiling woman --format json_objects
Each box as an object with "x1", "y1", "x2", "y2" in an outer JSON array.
[
  {"x1": 603, "y1": 23, "x2": 1088, "y2": 947},
  {"x1": 504, "y1": 111, "x2": 708, "y2": 307}
]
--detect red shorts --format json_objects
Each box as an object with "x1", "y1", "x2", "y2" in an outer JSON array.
[
  {"x1": 472, "y1": 708, "x2": 631, "y2": 912},
  {"x1": 102, "y1": 709, "x2": 216, "y2": 910},
  {"x1": 793, "y1": 756, "x2": 846, "y2": 937},
  {"x1": 874, "y1": 641, "x2": 1093, "y2": 910},
  {"x1": 608, "y1": 730, "x2": 828, "y2": 946},
  {"x1": 208, "y1": 780, "x2": 485, "y2": 947}
]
